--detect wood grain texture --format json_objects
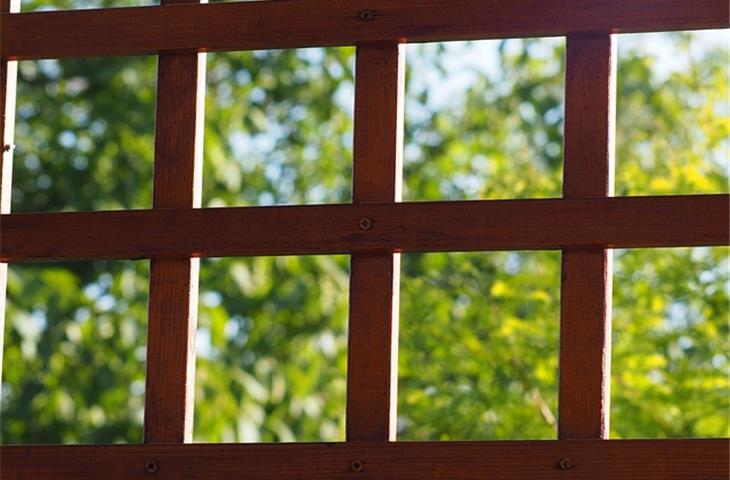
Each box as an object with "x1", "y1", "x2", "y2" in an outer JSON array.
[
  {"x1": 145, "y1": 257, "x2": 200, "y2": 443},
  {"x1": 559, "y1": 34, "x2": 616, "y2": 440},
  {"x1": 351, "y1": 43, "x2": 404, "y2": 204},
  {"x1": 562, "y1": 34, "x2": 616, "y2": 200},
  {"x1": 347, "y1": 42, "x2": 404, "y2": 441},
  {"x1": 144, "y1": 0, "x2": 206, "y2": 444},
  {"x1": 1, "y1": 0, "x2": 728, "y2": 60},
  {"x1": 0, "y1": 0, "x2": 19, "y2": 410},
  {"x1": 2, "y1": 195, "x2": 728, "y2": 262},
  {"x1": 1, "y1": 439, "x2": 728, "y2": 479}
]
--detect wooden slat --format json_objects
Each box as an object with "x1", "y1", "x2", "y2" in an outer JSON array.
[
  {"x1": 1, "y1": 195, "x2": 728, "y2": 262},
  {"x1": 144, "y1": 0, "x2": 206, "y2": 444},
  {"x1": 1, "y1": 439, "x2": 728, "y2": 479},
  {"x1": 0, "y1": 0, "x2": 19, "y2": 400},
  {"x1": 1, "y1": 0, "x2": 728, "y2": 60},
  {"x1": 558, "y1": 34, "x2": 616, "y2": 440},
  {"x1": 347, "y1": 42, "x2": 404, "y2": 441}
]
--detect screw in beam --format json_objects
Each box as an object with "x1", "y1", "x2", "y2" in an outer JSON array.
[
  {"x1": 558, "y1": 458, "x2": 574, "y2": 470},
  {"x1": 350, "y1": 459, "x2": 364, "y2": 472},
  {"x1": 359, "y1": 9, "x2": 374, "y2": 21},
  {"x1": 359, "y1": 217, "x2": 373, "y2": 230},
  {"x1": 145, "y1": 459, "x2": 159, "y2": 474}
]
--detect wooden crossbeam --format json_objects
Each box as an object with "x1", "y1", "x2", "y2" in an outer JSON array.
[
  {"x1": 1, "y1": 439, "x2": 728, "y2": 479},
  {"x1": 0, "y1": 0, "x2": 19, "y2": 400},
  {"x1": 346, "y1": 42, "x2": 404, "y2": 441},
  {"x1": 558, "y1": 34, "x2": 616, "y2": 439},
  {"x1": 1, "y1": 195, "x2": 728, "y2": 262},
  {"x1": 1, "y1": 0, "x2": 727, "y2": 60},
  {"x1": 143, "y1": 0, "x2": 206, "y2": 444}
]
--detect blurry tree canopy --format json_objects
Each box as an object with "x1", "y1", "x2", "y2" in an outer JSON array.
[{"x1": 1, "y1": 0, "x2": 728, "y2": 443}]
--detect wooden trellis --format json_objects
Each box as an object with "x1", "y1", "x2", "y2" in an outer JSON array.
[{"x1": 1, "y1": 0, "x2": 729, "y2": 478}]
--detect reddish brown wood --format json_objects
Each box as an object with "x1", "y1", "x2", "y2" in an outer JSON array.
[
  {"x1": 559, "y1": 250, "x2": 612, "y2": 437},
  {"x1": 0, "y1": 0, "x2": 19, "y2": 404},
  {"x1": 144, "y1": 0, "x2": 206, "y2": 444},
  {"x1": 1, "y1": 439, "x2": 728, "y2": 479},
  {"x1": 347, "y1": 42, "x2": 404, "y2": 441},
  {"x1": 351, "y1": 44, "x2": 404, "y2": 204},
  {"x1": 562, "y1": 35, "x2": 616, "y2": 200},
  {"x1": 145, "y1": 257, "x2": 200, "y2": 443},
  {"x1": 559, "y1": 34, "x2": 616, "y2": 440},
  {"x1": 1, "y1": 0, "x2": 728, "y2": 60},
  {"x1": 1, "y1": 195, "x2": 728, "y2": 262}
]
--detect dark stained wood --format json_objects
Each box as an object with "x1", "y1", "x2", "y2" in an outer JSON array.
[
  {"x1": 347, "y1": 42, "x2": 404, "y2": 441},
  {"x1": 151, "y1": 54, "x2": 205, "y2": 210},
  {"x1": 2, "y1": 439, "x2": 728, "y2": 479},
  {"x1": 2, "y1": 195, "x2": 728, "y2": 262},
  {"x1": 560, "y1": 251, "x2": 612, "y2": 437},
  {"x1": 145, "y1": 257, "x2": 200, "y2": 440},
  {"x1": 1, "y1": 0, "x2": 728, "y2": 60},
  {"x1": 562, "y1": 34, "x2": 616, "y2": 200},
  {"x1": 351, "y1": 44, "x2": 404, "y2": 204},
  {"x1": 144, "y1": 0, "x2": 206, "y2": 444},
  {"x1": 559, "y1": 34, "x2": 616, "y2": 439},
  {"x1": 145, "y1": 258, "x2": 200, "y2": 442},
  {"x1": 0, "y1": 0, "x2": 19, "y2": 405}
]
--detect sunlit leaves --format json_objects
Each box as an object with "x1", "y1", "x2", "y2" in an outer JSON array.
[{"x1": 398, "y1": 251, "x2": 560, "y2": 440}]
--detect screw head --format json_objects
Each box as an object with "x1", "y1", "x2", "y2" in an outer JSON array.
[
  {"x1": 351, "y1": 459, "x2": 364, "y2": 472},
  {"x1": 144, "y1": 459, "x2": 159, "y2": 474},
  {"x1": 359, "y1": 217, "x2": 373, "y2": 230},
  {"x1": 359, "y1": 9, "x2": 374, "y2": 21},
  {"x1": 558, "y1": 458, "x2": 573, "y2": 470}
]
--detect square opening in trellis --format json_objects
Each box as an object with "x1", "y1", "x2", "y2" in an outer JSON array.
[
  {"x1": 194, "y1": 255, "x2": 349, "y2": 442},
  {"x1": 397, "y1": 250, "x2": 560, "y2": 440},
  {"x1": 12, "y1": 56, "x2": 157, "y2": 213},
  {"x1": 610, "y1": 246, "x2": 730, "y2": 438},
  {"x1": 403, "y1": 38, "x2": 565, "y2": 202},
  {"x1": 614, "y1": 29, "x2": 730, "y2": 197},
  {"x1": 203, "y1": 47, "x2": 355, "y2": 208},
  {"x1": 2, "y1": 260, "x2": 149, "y2": 444}
]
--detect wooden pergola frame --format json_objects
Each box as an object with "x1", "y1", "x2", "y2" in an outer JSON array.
[{"x1": 1, "y1": 0, "x2": 729, "y2": 478}]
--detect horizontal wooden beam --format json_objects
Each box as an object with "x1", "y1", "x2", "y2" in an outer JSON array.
[
  {"x1": 1, "y1": 439, "x2": 728, "y2": 479},
  {"x1": 2, "y1": 0, "x2": 728, "y2": 60},
  {"x1": 1, "y1": 195, "x2": 727, "y2": 262}
]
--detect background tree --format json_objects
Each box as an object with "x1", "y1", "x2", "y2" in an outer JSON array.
[{"x1": 1, "y1": 0, "x2": 728, "y2": 443}]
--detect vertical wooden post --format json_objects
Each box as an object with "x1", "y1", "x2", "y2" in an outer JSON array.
[
  {"x1": 144, "y1": 0, "x2": 207, "y2": 443},
  {"x1": 346, "y1": 42, "x2": 405, "y2": 441},
  {"x1": 558, "y1": 33, "x2": 617, "y2": 440},
  {"x1": 0, "y1": 0, "x2": 20, "y2": 389}
]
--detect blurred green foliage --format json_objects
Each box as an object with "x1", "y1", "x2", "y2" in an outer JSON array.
[{"x1": 1, "y1": 0, "x2": 728, "y2": 443}]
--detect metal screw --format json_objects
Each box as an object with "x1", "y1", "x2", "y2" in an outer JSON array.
[
  {"x1": 359, "y1": 9, "x2": 374, "y2": 21},
  {"x1": 351, "y1": 459, "x2": 364, "y2": 472},
  {"x1": 558, "y1": 458, "x2": 573, "y2": 470},
  {"x1": 2, "y1": 144, "x2": 13, "y2": 152},
  {"x1": 145, "y1": 459, "x2": 159, "y2": 474},
  {"x1": 359, "y1": 217, "x2": 372, "y2": 230}
]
